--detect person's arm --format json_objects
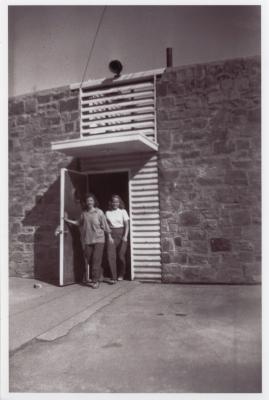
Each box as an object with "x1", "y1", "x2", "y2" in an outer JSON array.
[
  {"x1": 122, "y1": 210, "x2": 130, "y2": 241},
  {"x1": 64, "y1": 217, "x2": 79, "y2": 226},
  {"x1": 64, "y1": 212, "x2": 81, "y2": 226},
  {"x1": 122, "y1": 220, "x2": 129, "y2": 242},
  {"x1": 100, "y1": 211, "x2": 114, "y2": 243}
]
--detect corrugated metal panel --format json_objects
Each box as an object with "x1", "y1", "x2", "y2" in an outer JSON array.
[{"x1": 80, "y1": 153, "x2": 161, "y2": 281}]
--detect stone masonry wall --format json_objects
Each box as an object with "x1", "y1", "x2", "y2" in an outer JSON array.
[
  {"x1": 157, "y1": 56, "x2": 261, "y2": 283},
  {"x1": 9, "y1": 86, "x2": 80, "y2": 282}
]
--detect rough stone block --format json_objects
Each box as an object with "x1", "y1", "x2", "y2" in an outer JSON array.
[
  {"x1": 174, "y1": 236, "x2": 182, "y2": 247},
  {"x1": 17, "y1": 115, "x2": 30, "y2": 125},
  {"x1": 210, "y1": 238, "x2": 231, "y2": 252},
  {"x1": 9, "y1": 118, "x2": 17, "y2": 128},
  {"x1": 171, "y1": 253, "x2": 187, "y2": 264},
  {"x1": 37, "y1": 94, "x2": 51, "y2": 104},
  {"x1": 213, "y1": 141, "x2": 235, "y2": 154},
  {"x1": 235, "y1": 77, "x2": 250, "y2": 91},
  {"x1": 159, "y1": 168, "x2": 179, "y2": 181},
  {"x1": 70, "y1": 111, "x2": 79, "y2": 121},
  {"x1": 160, "y1": 211, "x2": 174, "y2": 220},
  {"x1": 185, "y1": 95, "x2": 202, "y2": 108},
  {"x1": 161, "y1": 238, "x2": 174, "y2": 252},
  {"x1": 182, "y1": 266, "x2": 201, "y2": 280},
  {"x1": 233, "y1": 240, "x2": 254, "y2": 252},
  {"x1": 207, "y1": 90, "x2": 224, "y2": 104},
  {"x1": 10, "y1": 101, "x2": 25, "y2": 115},
  {"x1": 25, "y1": 98, "x2": 37, "y2": 114},
  {"x1": 220, "y1": 78, "x2": 234, "y2": 90},
  {"x1": 160, "y1": 97, "x2": 175, "y2": 108},
  {"x1": 10, "y1": 244, "x2": 24, "y2": 252},
  {"x1": 237, "y1": 251, "x2": 254, "y2": 263},
  {"x1": 161, "y1": 253, "x2": 170, "y2": 263},
  {"x1": 230, "y1": 210, "x2": 251, "y2": 225},
  {"x1": 168, "y1": 223, "x2": 178, "y2": 233},
  {"x1": 216, "y1": 267, "x2": 245, "y2": 283},
  {"x1": 248, "y1": 108, "x2": 260, "y2": 123},
  {"x1": 197, "y1": 177, "x2": 222, "y2": 186},
  {"x1": 199, "y1": 267, "x2": 218, "y2": 282},
  {"x1": 182, "y1": 131, "x2": 205, "y2": 141},
  {"x1": 188, "y1": 229, "x2": 206, "y2": 240},
  {"x1": 10, "y1": 205, "x2": 24, "y2": 216},
  {"x1": 47, "y1": 116, "x2": 61, "y2": 126},
  {"x1": 65, "y1": 122, "x2": 74, "y2": 132},
  {"x1": 158, "y1": 133, "x2": 173, "y2": 150},
  {"x1": 188, "y1": 254, "x2": 208, "y2": 266},
  {"x1": 52, "y1": 90, "x2": 70, "y2": 100},
  {"x1": 162, "y1": 264, "x2": 183, "y2": 282},
  {"x1": 17, "y1": 234, "x2": 34, "y2": 243},
  {"x1": 179, "y1": 211, "x2": 200, "y2": 226},
  {"x1": 192, "y1": 241, "x2": 208, "y2": 254},
  {"x1": 243, "y1": 263, "x2": 261, "y2": 283},
  {"x1": 236, "y1": 139, "x2": 250, "y2": 150},
  {"x1": 181, "y1": 150, "x2": 200, "y2": 159},
  {"x1": 33, "y1": 137, "x2": 42, "y2": 147},
  {"x1": 225, "y1": 170, "x2": 248, "y2": 185},
  {"x1": 11, "y1": 222, "x2": 21, "y2": 234},
  {"x1": 214, "y1": 188, "x2": 239, "y2": 204},
  {"x1": 59, "y1": 97, "x2": 79, "y2": 112},
  {"x1": 156, "y1": 82, "x2": 167, "y2": 97}
]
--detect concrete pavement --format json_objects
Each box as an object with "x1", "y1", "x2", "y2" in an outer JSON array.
[
  {"x1": 9, "y1": 277, "x2": 138, "y2": 352},
  {"x1": 9, "y1": 278, "x2": 261, "y2": 393}
]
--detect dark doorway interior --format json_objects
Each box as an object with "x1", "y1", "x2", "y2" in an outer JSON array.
[{"x1": 87, "y1": 171, "x2": 131, "y2": 280}]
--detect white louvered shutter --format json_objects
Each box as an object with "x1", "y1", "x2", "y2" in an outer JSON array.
[{"x1": 80, "y1": 79, "x2": 156, "y2": 142}]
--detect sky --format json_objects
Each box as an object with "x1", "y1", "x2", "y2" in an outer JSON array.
[{"x1": 9, "y1": 4, "x2": 261, "y2": 97}]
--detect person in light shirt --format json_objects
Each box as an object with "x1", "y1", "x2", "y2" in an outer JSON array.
[{"x1": 105, "y1": 194, "x2": 130, "y2": 282}]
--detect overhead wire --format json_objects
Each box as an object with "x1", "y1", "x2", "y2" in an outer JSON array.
[{"x1": 79, "y1": 6, "x2": 107, "y2": 90}]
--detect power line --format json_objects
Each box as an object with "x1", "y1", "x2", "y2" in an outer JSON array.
[{"x1": 79, "y1": 6, "x2": 107, "y2": 89}]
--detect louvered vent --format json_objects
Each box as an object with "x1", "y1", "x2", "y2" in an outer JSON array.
[{"x1": 80, "y1": 79, "x2": 156, "y2": 141}]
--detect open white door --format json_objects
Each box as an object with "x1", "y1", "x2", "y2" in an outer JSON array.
[{"x1": 59, "y1": 168, "x2": 88, "y2": 286}]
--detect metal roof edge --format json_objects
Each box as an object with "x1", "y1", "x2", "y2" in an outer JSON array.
[{"x1": 70, "y1": 68, "x2": 165, "y2": 91}]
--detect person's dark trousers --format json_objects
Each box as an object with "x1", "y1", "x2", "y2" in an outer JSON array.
[
  {"x1": 107, "y1": 228, "x2": 127, "y2": 280},
  {"x1": 84, "y1": 243, "x2": 104, "y2": 283}
]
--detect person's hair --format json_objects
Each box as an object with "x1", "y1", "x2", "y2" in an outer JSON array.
[
  {"x1": 108, "y1": 194, "x2": 125, "y2": 210},
  {"x1": 84, "y1": 193, "x2": 99, "y2": 208}
]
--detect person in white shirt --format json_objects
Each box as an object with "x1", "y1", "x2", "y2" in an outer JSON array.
[{"x1": 105, "y1": 194, "x2": 130, "y2": 282}]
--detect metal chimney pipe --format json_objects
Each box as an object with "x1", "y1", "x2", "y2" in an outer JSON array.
[{"x1": 166, "y1": 47, "x2": 173, "y2": 68}]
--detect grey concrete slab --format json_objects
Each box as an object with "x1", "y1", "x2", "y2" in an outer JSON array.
[
  {"x1": 9, "y1": 277, "x2": 138, "y2": 352},
  {"x1": 37, "y1": 282, "x2": 138, "y2": 341},
  {"x1": 9, "y1": 277, "x2": 79, "y2": 316},
  {"x1": 9, "y1": 283, "x2": 261, "y2": 393}
]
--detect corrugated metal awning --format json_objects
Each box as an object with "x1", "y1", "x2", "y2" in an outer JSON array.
[{"x1": 51, "y1": 132, "x2": 158, "y2": 158}]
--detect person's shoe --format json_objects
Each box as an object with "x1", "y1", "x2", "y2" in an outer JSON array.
[
  {"x1": 91, "y1": 282, "x2": 100, "y2": 289},
  {"x1": 108, "y1": 279, "x2": 117, "y2": 285},
  {"x1": 118, "y1": 276, "x2": 124, "y2": 281}
]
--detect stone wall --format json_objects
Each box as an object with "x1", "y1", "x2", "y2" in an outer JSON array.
[
  {"x1": 9, "y1": 86, "x2": 80, "y2": 282},
  {"x1": 157, "y1": 56, "x2": 261, "y2": 283}
]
